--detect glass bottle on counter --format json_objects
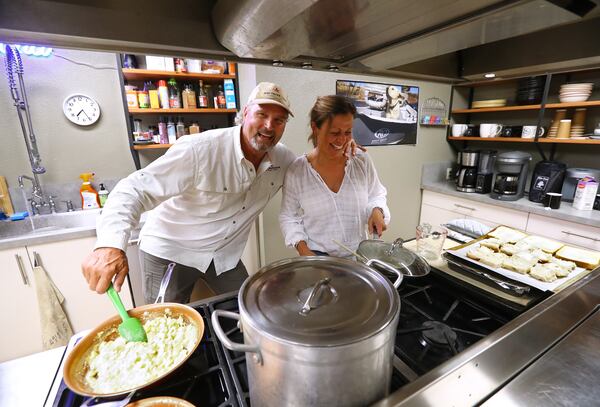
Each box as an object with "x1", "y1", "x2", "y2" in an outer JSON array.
[
  {"x1": 197, "y1": 80, "x2": 208, "y2": 108},
  {"x1": 216, "y1": 84, "x2": 227, "y2": 109},
  {"x1": 176, "y1": 117, "x2": 185, "y2": 139},
  {"x1": 167, "y1": 78, "x2": 181, "y2": 108},
  {"x1": 182, "y1": 84, "x2": 197, "y2": 109}
]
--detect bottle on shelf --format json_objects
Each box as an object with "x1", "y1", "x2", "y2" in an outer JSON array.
[
  {"x1": 137, "y1": 84, "x2": 150, "y2": 109},
  {"x1": 157, "y1": 80, "x2": 170, "y2": 109},
  {"x1": 149, "y1": 125, "x2": 159, "y2": 143},
  {"x1": 125, "y1": 85, "x2": 138, "y2": 109},
  {"x1": 182, "y1": 84, "x2": 197, "y2": 109},
  {"x1": 147, "y1": 81, "x2": 160, "y2": 109},
  {"x1": 216, "y1": 84, "x2": 227, "y2": 109},
  {"x1": 176, "y1": 117, "x2": 185, "y2": 139},
  {"x1": 167, "y1": 117, "x2": 177, "y2": 143},
  {"x1": 168, "y1": 78, "x2": 181, "y2": 109},
  {"x1": 189, "y1": 122, "x2": 200, "y2": 134},
  {"x1": 158, "y1": 116, "x2": 169, "y2": 144},
  {"x1": 204, "y1": 83, "x2": 213, "y2": 108},
  {"x1": 80, "y1": 173, "x2": 100, "y2": 210},
  {"x1": 197, "y1": 80, "x2": 208, "y2": 108}
]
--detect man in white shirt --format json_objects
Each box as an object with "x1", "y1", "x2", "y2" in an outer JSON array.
[{"x1": 82, "y1": 82, "x2": 297, "y2": 303}]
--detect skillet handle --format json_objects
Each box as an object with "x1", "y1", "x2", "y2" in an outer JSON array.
[
  {"x1": 365, "y1": 258, "x2": 403, "y2": 289},
  {"x1": 211, "y1": 310, "x2": 263, "y2": 364}
]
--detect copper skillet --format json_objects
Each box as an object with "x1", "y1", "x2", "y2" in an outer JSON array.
[{"x1": 63, "y1": 265, "x2": 204, "y2": 398}]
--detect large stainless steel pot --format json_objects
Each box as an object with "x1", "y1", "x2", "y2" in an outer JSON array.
[{"x1": 211, "y1": 257, "x2": 401, "y2": 407}]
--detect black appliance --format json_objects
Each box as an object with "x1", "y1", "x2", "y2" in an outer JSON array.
[
  {"x1": 476, "y1": 150, "x2": 496, "y2": 194},
  {"x1": 47, "y1": 267, "x2": 529, "y2": 407},
  {"x1": 491, "y1": 151, "x2": 532, "y2": 201},
  {"x1": 456, "y1": 150, "x2": 479, "y2": 193},
  {"x1": 528, "y1": 160, "x2": 567, "y2": 203}
]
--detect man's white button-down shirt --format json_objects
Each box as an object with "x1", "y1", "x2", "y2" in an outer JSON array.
[{"x1": 95, "y1": 125, "x2": 296, "y2": 275}]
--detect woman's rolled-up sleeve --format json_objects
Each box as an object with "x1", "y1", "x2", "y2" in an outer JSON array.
[
  {"x1": 363, "y1": 154, "x2": 391, "y2": 224},
  {"x1": 279, "y1": 164, "x2": 308, "y2": 248}
]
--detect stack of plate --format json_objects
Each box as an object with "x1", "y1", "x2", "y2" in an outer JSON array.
[
  {"x1": 516, "y1": 76, "x2": 546, "y2": 105},
  {"x1": 559, "y1": 83, "x2": 593, "y2": 103},
  {"x1": 472, "y1": 99, "x2": 507, "y2": 108}
]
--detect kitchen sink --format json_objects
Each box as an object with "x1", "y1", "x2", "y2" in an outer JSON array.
[{"x1": 0, "y1": 209, "x2": 100, "y2": 240}]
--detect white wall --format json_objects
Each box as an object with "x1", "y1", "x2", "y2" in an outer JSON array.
[
  {"x1": 0, "y1": 48, "x2": 135, "y2": 188},
  {"x1": 240, "y1": 64, "x2": 456, "y2": 264}
]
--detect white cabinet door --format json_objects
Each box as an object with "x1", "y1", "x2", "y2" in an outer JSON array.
[
  {"x1": 26, "y1": 236, "x2": 134, "y2": 335},
  {"x1": 419, "y1": 203, "x2": 465, "y2": 228},
  {"x1": 0, "y1": 247, "x2": 41, "y2": 362},
  {"x1": 422, "y1": 190, "x2": 528, "y2": 230},
  {"x1": 526, "y1": 214, "x2": 600, "y2": 251}
]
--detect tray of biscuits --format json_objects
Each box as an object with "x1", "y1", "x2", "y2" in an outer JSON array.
[{"x1": 445, "y1": 226, "x2": 600, "y2": 292}]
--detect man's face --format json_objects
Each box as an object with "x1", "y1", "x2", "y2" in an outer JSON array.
[{"x1": 242, "y1": 103, "x2": 288, "y2": 153}]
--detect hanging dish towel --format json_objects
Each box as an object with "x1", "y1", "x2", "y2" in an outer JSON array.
[{"x1": 32, "y1": 264, "x2": 74, "y2": 350}]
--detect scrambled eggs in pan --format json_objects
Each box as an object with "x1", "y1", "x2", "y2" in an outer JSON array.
[{"x1": 84, "y1": 309, "x2": 198, "y2": 393}]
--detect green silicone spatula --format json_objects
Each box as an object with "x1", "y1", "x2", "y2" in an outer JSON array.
[{"x1": 106, "y1": 283, "x2": 147, "y2": 342}]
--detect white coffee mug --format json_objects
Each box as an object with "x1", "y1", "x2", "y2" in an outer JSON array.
[
  {"x1": 521, "y1": 125, "x2": 545, "y2": 139},
  {"x1": 452, "y1": 124, "x2": 468, "y2": 137},
  {"x1": 480, "y1": 123, "x2": 503, "y2": 138}
]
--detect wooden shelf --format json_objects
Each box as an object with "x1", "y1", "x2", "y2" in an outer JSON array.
[
  {"x1": 128, "y1": 108, "x2": 237, "y2": 114},
  {"x1": 452, "y1": 100, "x2": 600, "y2": 114},
  {"x1": 122, "y1": 68, "x2": 236, "y2": 81},
  {"x1": 447, "y1": 136, "x2": 600, "y2": 144},
  {"x1": 133, "y1": 144, "x2": 172, "y2": 150}
]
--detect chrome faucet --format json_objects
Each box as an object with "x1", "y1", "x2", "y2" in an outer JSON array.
[{"x1": 18, "y1": 174, "x2": 58, "y2": 214}]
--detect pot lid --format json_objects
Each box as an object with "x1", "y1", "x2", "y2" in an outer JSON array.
[
  {"x1": 357, "y1": 239, "x2": 430, "y2": 277},
  {"x1": 240, "y1": 257, "x2": 400, "y2": 347}
]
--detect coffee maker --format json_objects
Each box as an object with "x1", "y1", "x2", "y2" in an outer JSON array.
[
  {"x1": 476, "y1": 150, "x2": 496, "y2": 194},
  {"x1": 456, "y1": 150, "x2": 479, "y2": 193},
  {"x1": 490, "y1": 151, "x2": 532, "y2": 201}
]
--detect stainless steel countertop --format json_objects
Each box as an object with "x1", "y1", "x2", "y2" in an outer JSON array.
[
  {"x1": 421, "y1": 178, "x2": 600, "y2": 228},
  {"x1": 374, "y1": 266, "x2": 600, "y2": 406}
]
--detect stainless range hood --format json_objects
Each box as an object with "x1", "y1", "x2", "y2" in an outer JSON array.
[
  {"x1": 212, "y1": 0, "x2": 598, "y2": 79},
  {"x1": 0, "y1": 0, "x2": 597, "y2": 81}
]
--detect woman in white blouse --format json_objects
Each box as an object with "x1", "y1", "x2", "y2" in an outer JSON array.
[{"x1": 279, "y1": 95, "x2": 390, "y2": 257}]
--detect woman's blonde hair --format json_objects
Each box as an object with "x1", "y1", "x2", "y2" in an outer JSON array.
[{"x1": 308, "y1": 95, "x2": 356, "y2": 147}]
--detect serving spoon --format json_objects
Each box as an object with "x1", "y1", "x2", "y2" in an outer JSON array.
[{"x1": 106, "y1": 284, "x2": 147, "y2": 343}]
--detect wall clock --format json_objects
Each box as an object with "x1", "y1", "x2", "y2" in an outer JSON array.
[{"x1": 63, "y1": 94, "x2": 101, "y2": 126}]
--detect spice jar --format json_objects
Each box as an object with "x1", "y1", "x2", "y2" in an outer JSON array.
[
  {"x1": 137, "y1": 86, "x2": 150, "y2": 109},
  {"x1": 125, "y1": 86, "x2": 138, "y2": 108}
]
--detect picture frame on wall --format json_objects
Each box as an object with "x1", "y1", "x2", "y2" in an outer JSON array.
[{"x1": 336, "y1": 80, "x2": 419, "y2": 146}]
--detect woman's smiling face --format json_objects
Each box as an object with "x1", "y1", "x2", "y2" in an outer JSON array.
[{"x1": 313, "y1": 113, "x2": 354, "y2": 158}]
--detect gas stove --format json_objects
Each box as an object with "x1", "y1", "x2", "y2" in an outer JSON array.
[{"x1": 46, "y1": 267, "x2": 524, "y2": 406}]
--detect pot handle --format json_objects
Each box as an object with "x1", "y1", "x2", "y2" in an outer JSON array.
[
  {"x1": 211, "y1": 309, "x2": 263, "y2": 364},
  {"x1": 365, "y1": 258, "x2": 404, "y2": 289}
]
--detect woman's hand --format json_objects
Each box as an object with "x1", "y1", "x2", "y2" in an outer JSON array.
[
  {"x1": 368, "y1": 208, "x2": 387, "y2": 238},
  {"x1": 296, "y1": 241, "x2": 316, "y2": 256}
]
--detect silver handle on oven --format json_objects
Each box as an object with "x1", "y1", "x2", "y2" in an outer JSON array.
[
  {"x1": 14, "y1": 254, "x2": 29, "y2": 285},
  {"x1": 561, "y1": 230, "x2": 600, "y2": 242},
  {"x1": 454, "y1": 204, "x2": 476, "y2": 211}
]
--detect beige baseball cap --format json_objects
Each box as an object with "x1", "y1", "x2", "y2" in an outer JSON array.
[{"x1": 247, "y1": 82, "x2": 294, "y2": 117}]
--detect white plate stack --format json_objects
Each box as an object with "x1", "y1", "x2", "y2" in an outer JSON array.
[{"x1": 559, "y1": 83, "x2": 593, "y2": 103}]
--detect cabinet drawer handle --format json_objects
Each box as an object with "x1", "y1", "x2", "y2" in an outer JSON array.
[
  {"x1": 454, "y1": 204, "x2": 476, "y2": 211},
  {"x1": 561, "y1": 230, "x2": 600, "y2": 242},
  {"x1": 15, "y1": 254, "x2": 29, "y2": 286}
]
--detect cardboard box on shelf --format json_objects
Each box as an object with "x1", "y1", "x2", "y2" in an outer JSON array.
[
  {"x1": 186, "y1": 59, "x2": 202, "y2": 73},
  {"x1": 145, "y1": 56, "x2": 165, "y2": 71},
  {"x1": 163, "y1": 57, "x2": 175, "y2": 72},
  {"x1": 573, "y1": 177, "x2": 599, "y2": 211},
  {"x1": 223, "y1": 79, "x2": 237, "y2": 109}
]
